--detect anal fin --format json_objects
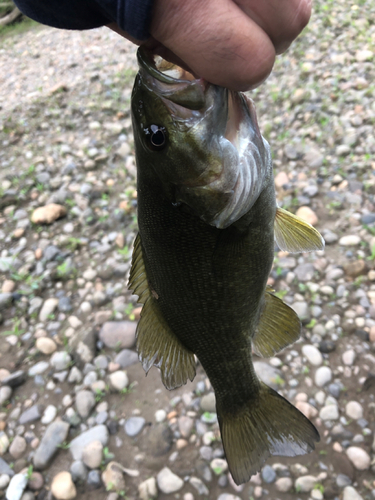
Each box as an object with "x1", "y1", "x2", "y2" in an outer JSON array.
[
  {"x1": 274, "y1": 206, "x2": 325, "y2": 253},
  {"x1": 252, "y1": 290, "x2": 301, "y2": 357},
  {"x1": 128, "y1": 234, "x2": 196, "y2": 390}
]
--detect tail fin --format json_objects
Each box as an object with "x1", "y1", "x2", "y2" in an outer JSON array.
[{"x1": 217, "y1": 382, "x2": 320, "y2": 485}]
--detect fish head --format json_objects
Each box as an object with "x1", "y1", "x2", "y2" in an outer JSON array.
[{"x1": 131, "y1": 47, "x2": 272, "y2": 227}]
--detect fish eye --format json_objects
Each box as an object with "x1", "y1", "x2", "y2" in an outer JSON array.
[{"x1": 145, "y1": 124, "x2": 167, "y2": 151}]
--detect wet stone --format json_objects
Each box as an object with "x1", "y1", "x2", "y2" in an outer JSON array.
[{"x1": 261, "y1": 465, "x2": 276, "y2": 483}]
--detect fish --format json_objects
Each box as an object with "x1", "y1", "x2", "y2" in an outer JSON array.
[{"x1": 129, "y1": 47, "x2": 324, "y2": 485}]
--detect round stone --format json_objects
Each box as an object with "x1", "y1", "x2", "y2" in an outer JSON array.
[
  {"x1": 345, "y1": 401, "x2": 363, "y2": 420},
  {"x1": 314, "y1": 366, "x2": 332, "y2": 387},
  {"x1": 346, "y1": 446, "x2": 370, "y2": 470},
  {"x1": 302, "y1": 345, "x2": 323, "y2": 366},
  {"x1": 155, "y1": 410, "x2": 167, "y2": 423},
  {"x1": 343, "y1": 486, "x2": 364, "y2": 500},
  {"x1": 261, "y1": 464, "x2": 276, "y2": 483},
  {"x1": 339, "y1": 235, "x2": 360, "y2": 246},
  {"x1": 157, "y1": 467, "x2": 183, "y2": 494},
  {"x1": 275, "y1": 477, "x2": 293, "y2": 492},
  {"x1": 36, "y1": 337, "x2": 57, "y2": 355},
  {"x1": 50, "y1": 471, "x2": 77, "y2": 500},
  {"x1": 342, "y1": 349, "x2": 356, "y2": 366},
  {"x1": 319, "y1": 405, "x2": 339, "y2": 420},
  {"x1": 41, "y1": 405, "x2": 57, "y2": 425},
  {"x1": 108, "y1": 371, "x2": 129, "y2": 392},
  {"x1": 124, "y1": 417, "x2": 145, "y2": 437},
  {"x1": 82, "y1": 441, "x2": 103, "y2": 469}
]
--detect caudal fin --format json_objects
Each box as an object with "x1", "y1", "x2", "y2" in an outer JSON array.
[{"x1": 217, "y1": 382, "x2": 320, "y2": 485}]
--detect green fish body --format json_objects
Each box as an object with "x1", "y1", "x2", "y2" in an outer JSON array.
[{"x1": 129, "y1": 48, "x2": 323, "y2": 484}]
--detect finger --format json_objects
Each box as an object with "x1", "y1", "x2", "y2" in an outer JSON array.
[
  {"x1": 233, "y1": 0, "x2": 312, "y2": 54},
  {"x1": 150, "y1": 0, "x2": 276, "y2": 91}
]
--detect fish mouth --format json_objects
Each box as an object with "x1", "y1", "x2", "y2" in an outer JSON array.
[{"x1": 137, "y1": 47, "x2": 207, "y2": 113}]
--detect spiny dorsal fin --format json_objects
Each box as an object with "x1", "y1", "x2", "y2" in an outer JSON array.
[
  {"x1": 274, "y1": 206, "x2": 325, "y2": 253},
  {"x1": 252, "y1": 290, "x2": 301, "y2": 358},
  {"x1": 128, "y1": 234, "x2": 196, "y2": 390}
]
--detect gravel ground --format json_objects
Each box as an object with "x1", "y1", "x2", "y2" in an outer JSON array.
[{"x1": 0, "y1": 2, "x2": 375, "y2": 500}]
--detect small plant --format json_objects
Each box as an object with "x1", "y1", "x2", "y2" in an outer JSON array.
[
  {"x1": 124, "y1": 303, "x2": 135, "y2": 321},
  {"x1": 1, "y1": 319, "x2": 25, "y2": 337},
  {"x1": 57, "y1": 441, "x2": 70, "y2": 450},
  {"x1": 26, "y1": 465, "x2": 34, "y2": 480},
  {"x1": 95, "y1": 388, "x2": 106, "y2": 402},
  {"x1": 306, "y1": 318, "x2": 317, "y2": 329},
  {"x1": 274, "y1": 374, "x2": 285, "y2": 386}
]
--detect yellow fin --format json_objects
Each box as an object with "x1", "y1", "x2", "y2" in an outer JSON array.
[
  {"x1": 128, "y1": 234, "x2": 196, "y2": 390},
  {"x1": 218, "y1": 382, "x2": 320, "y2": 485},
  {"x1": 252, "y1": 290, "x2": 301, "y2": 358},
  {"x1": 274, "y1": 206, "x2": 325, "y2": 253}
]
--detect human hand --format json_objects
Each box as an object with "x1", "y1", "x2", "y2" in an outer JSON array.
[{"x1": 108, "y1": 0, "x2": 311, "y2": 91}]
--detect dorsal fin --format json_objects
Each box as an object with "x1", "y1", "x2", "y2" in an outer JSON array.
[
  {"x1": 252, "y1": 289, "x2": 301, "y2": 357},
  {"x1": 128, "y1": 234, "x2": 196, "y2": 389},
  {"x1": 274, "y1": 207, "x2": 325, "y2": 253}
]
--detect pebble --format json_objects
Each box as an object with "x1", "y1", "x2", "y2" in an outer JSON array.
[
  {"x1": 70, "y1": 460, "x2": 88, "y2": 482},
  {"x1": 9, "y1": 436, "x2": 26, "y2": 459},
  {"x1": 28, "y1": 361, "x2": 49, "y2": 377},
  {"x1": 50, "y1": 351, "x2": 72, "y2": 371},
  {"x1": 101, "y1": 462, "x2": 125, "y2": 492},
  {"x1": 156, "y1": 467, "x2": 183, "y2": 494},
  {"x1": 254, "y1": 362, "x2": 283, "y2": 390},
  {"x1": 295, "y1": 206, "x2": 318, "y2": 225},
  {"x1": 69, "y1": 425, "x2": 109, "y2": 461},
  {"x1": 155, "y1": 410, "x2": 167, "y2": 423},
  {"x1": 82, "y1": 441, "x2": 103, "y2": 469},
  {"x1": 108, "y1": 370, "x2": 129, "y2": 391},
  {"x1": 98, "y1": 321, "x2": 136, "y2": 349},
  {"x1": 114, "y1": 349, "x2": 139, "y2": 368},
  {"x1": 275, "y1": 477, "x2": 293, "y2": 492},
  {"x1": 346, "y1": 446, "x2": 370, "y2": 470},
  {"x1": 0, "y1": 474, "x2": 10, "y2": 489},
  {"x1": 302, "y1": 345, "x2": 323, "y2": 366},
  {"x1": 5, "y1": 473, "x2": 28, "y2": 500},
  {"x1": 0, "y1": 433, "x2": 10, "y2": 455},
  {"x1": 36, "y1": 337, "x2": 57, "y2": 354},
  {"x1": 31, "y1": 204, "x2": 67, "y2": 224},
  {"x1": 125, "y1": 417, "x2": 145, "y2": 437},
  {"x1": 320, "y1": 404, "x2": 339, "y2": 420},
  {"x1": 75, "y1": 390, "x2": 95, "y2": 418},
  {"x1": 217, "y1": 495, "x2": 241, "y2": 500},
  {"x1": 200, "y1": 392, "x2": 216, "y2": 413},
  {"x1": 345, "y1": 401, "x2": 363, "y2": 420},
  {"x1": 33, "y1": 421, "x2": 70, "y2": 470},
  {"x1": 51, "y1": 471, "x2": 77, "y2": 500},
  {"x1": 41, "y1": 404, "x2": 57, "y2": 424},
  {"x1": 339, "y1": 235, "x2": 361, "y2": 246},
  {"x1": 261, "y1": 464, "x2": 276, "y2": 483},
  {"x1": 138, "y1": 477, "x2": 158, "y2": 500},
  {"x1": 314, "y1": 366, "x2": 332, "y2": 387},
  {"x1": 178, "y1": 416, "x2": 194, "y2": 438},
  {"x1": 0, "y1": 386, "x2": 12, "y2": 405},
  {"x1": 19, "y1": 405, "x2": 43, "y2": 425},
  {"x1": 27, "y1": 471, "x2": 44, "y2": 490},
  {"x1": 342, "y1": 349, "x2": 356, "y2": 366},
  {"x1": 343, "y1": 486, "x2": 364, "y2": 500},
  {"x1": 295, "y1": 475, "x2": 318, "y2": 492},
  {"x1": 87, "y1": 469, "x2": 101, "y2": 489},
  {"x1": 39, "y1": 297, "x2": 59, "y2": 322}
]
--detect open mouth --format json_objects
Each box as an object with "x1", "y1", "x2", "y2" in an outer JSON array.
[{"x1": 137, "y1": 47, "x2": 207, "y2": 111}]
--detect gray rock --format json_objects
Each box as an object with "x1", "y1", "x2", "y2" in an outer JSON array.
[
  {"x1": 28, "y1": 362, "x2": 49, "y2": 377},
  {"x1": 291, "y1": 301, "x2": 311, "y2": 322},
  {"x1": 157, "y1": 467, "x2": 183, "y2": 494},
  {"x1": 99, "y1": 321, "x2": 136, "y2": 349},
  {"x1": 189, "y1": 476, "x2": 209, "y2": 495},
  {"x1": 93, "y1": 354, "x2": 108, "y2": 370},
  {"x1": 19, "y1": 405, "x2": 43, "y2": 425},
  {"x1": 314, "y1": 366, "x2": 332, "y2": 387},
  {"x1": 33, "y1": 421, "x2": 70, "y2": 470},
  {"x1": 114, "y1": 349, "x2": 138, "y2": 368},
  {"x1": 9, "y1": 436, "x2": 26, "y2": 460},
  {"x1": 146, "y1": 424, "x2": 173, "y2": 457},
  {"x1": 337, "y1": 474, "x2": 352, "y2": 487},
  {"x1": 28, "y1": 297, "x2": 43, "y2": 316},
  {"x1": 294, "y1": 263, "x2": 316, "y2": 281},
  {"x1": 0, "y1": 293, "x2": 12, "y2": 311},
  {"x1": 39, "y1": 298, "x2": 58, "y2": 322},
  {"x1": 87, "y1": 469, "x2": 101, "y2": 489},
  {"x1": 5, "y1": 473, "x2": 27, "y2": 500},
  {"x1": 75, "y1": 390, "x2": 95, "y2": 418},
  {"x1": 50, "y1": 351, "x2": 72, "y2": 371},
  {"x1": 343, "y1": 486, "x2": 364, "y2": 500},
  {"x1": 70, "y1": 460, "x2": 88, "y2": 483},
  {"x1": 0, "y1": 457, "x2": 14, "y2": 477},
  {"x1": 58, "y1": 296, "x2": 72, "y2": 312},
  {"x1": 319, "y1": 405, "x2": 339, "y2": 420},
  {"x1": 254, "y1": 362, "x2": 283, "y2": 390},
  {"x1": 125, "y1": 417, "x2": 145, "y2": 437},
  {"x1": 43, "y1": 245, "x2": 60, "y2": 262},
  {"x1": 69, "y1": 425, "x2": 109, "y2": 461},
  {"x1": 261, "y1": 464, "x2": 276, "y2": 483},
  {"x1": 217, "y1": 495, "x2": 241, "y2": 500},
  {"x1": 200, "y1": 393, "x2": 216, "y2": 413},
  {"x1": 0, "y1": 386, "x2": 12, "y2": 405},
  {"x1": 69, "y1": 327, "x2": 96, "y2": 368},
  {"x1": 1, "y1": 371, "x2": 26, "y2": 388},
  {"x1": 178, "y1": 416, "x2": 194, "y2": 438},
  {"x1": 67, "y1": 366, "x2": 82, "y2": 384},
  {"x1": 301, "y1": 345, "x2": 323, "y2": 366}
]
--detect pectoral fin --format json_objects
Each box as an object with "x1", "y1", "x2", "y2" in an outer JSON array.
[
  {"x1": 274, "y1": 207, "x2": 325, "y2": 253},
  {"x1": 252, "y1": 290, "x2": 301, "y2": 357},
  {"x1": 128, "y1": 234, "x2": 196, "y2": 390}
]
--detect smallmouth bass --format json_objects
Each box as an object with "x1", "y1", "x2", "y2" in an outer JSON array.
[{"x1": 129, "y1": 48, "x2": 324, "y2": 484}]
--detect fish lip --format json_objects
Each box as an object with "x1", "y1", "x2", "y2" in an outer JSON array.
[{"x1": 137, "y1": 47, "x2": 207, "y2": 111}]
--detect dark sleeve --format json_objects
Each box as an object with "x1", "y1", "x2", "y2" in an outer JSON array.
[{"x1": 13, "y1": 0, "x2": 154, "y2": 40}]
